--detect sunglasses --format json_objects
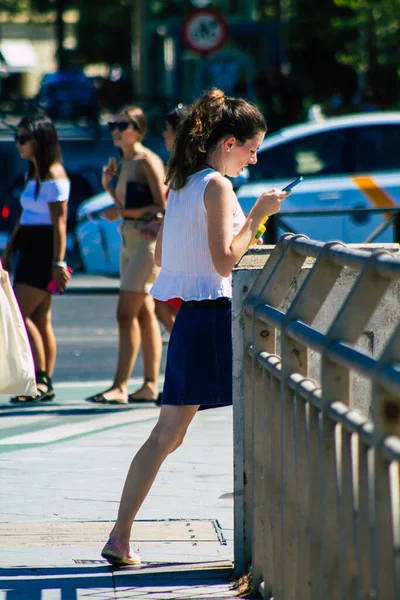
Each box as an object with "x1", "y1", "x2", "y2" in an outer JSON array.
[
  {"x1": 14, "y1": 133, "x2": 32, "y2": 145},
  {"x1": 107, "y1": 120, "x2": 140, "y2": 133}
]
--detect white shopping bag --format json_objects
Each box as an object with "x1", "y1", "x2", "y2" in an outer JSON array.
[{"x1": 0, "y1": 260, "x2": 37, "y2": 395}]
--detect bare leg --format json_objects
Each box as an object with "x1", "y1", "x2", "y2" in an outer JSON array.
[
  {"x1": 108, "y1": 405, "x2": 199, "y2": 547},
  {"x1": 31, "y1": 294, "x2": 56, "y2": 376},
  {"x1": 87, "y1": 290, "x2": 146, "y2": 403},
  {"x1": 11, "y1": 284, "x2": 50, "y2": 401},
  {"x1": 113, "y1": 291, "x2": 147, "y2": 387},
  {"x1": 129, "y1": 295, "x2": 162, "y2": 402},
  {"x1": 155, "y1": 301, "x2": 177, "y2": 334},
  {"x1": 14, "y1": 284, "x2": 49, "y2": 373}
]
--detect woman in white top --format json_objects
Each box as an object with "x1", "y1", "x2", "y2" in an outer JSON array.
[
  {"x1": 101, "y1": 88, "x2": 289, "y2": 566},
  {"x1": 2, "y1": 115, "x2": 71, "y2": 403}
]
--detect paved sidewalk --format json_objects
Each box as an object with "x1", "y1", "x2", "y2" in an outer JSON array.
[{"x1": 0, "y1": 399, "x2": 238, "y2": 599}]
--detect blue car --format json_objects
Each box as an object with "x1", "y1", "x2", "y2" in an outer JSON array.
[{"x1": 37, "y1": 71, "x2": 99, "y2": 125}]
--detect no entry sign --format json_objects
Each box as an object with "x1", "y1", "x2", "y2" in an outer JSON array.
[{"x1": 182, "y1": 8, "x2": 228, "y2": 56}]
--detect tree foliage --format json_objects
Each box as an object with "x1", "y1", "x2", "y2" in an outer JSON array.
[
  {"x1": 0, "y1": 0, "x2": 29, "y2": 11},
  {"x1": 258, "y1": 0, "x2": 399, "y2": 107},
  {"x1": 332, "y1": 0, "x2": 400, "y2": 69},
  {"x1": 75, "y1": 0, "x2": 131, "y2": 67}
]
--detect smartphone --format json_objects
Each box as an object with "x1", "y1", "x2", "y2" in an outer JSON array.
[{"x1": 282, "y1": 176, "x2": 304, "y2": 192}]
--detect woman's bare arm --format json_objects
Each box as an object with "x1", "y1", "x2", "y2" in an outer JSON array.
[
  {"x1": 101, "y1": 206, "x2": 122, "y2": 222},
  {"x1": 155, "y1": 220, "x2": 164, "y2": 267},
  {"x1": 1, "y1": 218, "x2": 20, "y2": 271},
  {"x1": 205, "y1": 176, "x2": 287, "y2": 277},
  {"x1": 4, "y1": 218, "x2": 20, "y2": 251},
  {"x1": 49, "y1": 200, "x2": 68, "y2": 263}
]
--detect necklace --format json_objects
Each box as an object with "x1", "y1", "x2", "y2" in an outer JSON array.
[{"x1": 204, "y1": 162, "x2": 216, "y2": 171}]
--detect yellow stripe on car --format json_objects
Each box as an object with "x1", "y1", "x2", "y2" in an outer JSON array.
[{"x1": 352, "y1": 175, "x2": 396, "y2": 218}]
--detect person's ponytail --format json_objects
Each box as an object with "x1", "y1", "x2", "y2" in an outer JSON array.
[
  {"x1": 166, "y1": 89, "x2": 226, "y2": 190},
  {"x1": 166, "y1": 88, "x2": 266, "y2": 190}
]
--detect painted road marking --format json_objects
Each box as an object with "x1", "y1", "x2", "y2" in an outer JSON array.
[
  {"x1": 42, "y1": 591, "x2": 62, "y2": 600},
  {"x1": 0, "y1": 416, "x2": 54, "y2": 431},
  {"x1": 0, "y1": 408, "x2": 159, "y2": 445},
  {"x1": 0, "y1": 377, "x2": 164, "y2": 400}
]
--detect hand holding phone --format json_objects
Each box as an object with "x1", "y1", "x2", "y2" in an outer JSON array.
[
  {"x1": 282, "y1": 176, "x2": 304, "y2": 192},
  {"x1": 47, "y1": 266, "x2": 73, "y2": 295}
]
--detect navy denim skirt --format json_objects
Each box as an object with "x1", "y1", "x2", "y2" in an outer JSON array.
[{"x1": 161, "y1": 298, "x2": 232, "y2": 408}]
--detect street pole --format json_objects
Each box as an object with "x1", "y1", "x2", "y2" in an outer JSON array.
[
  {"x1": 276, "y1": 0, "x2": 282, "y2": 73},
  {"x1": 56, "y1": 0, "x2": 66, "y2": 71},
  {"x1": 131, "y1": 0, "x2": 149, "y2": 100}
]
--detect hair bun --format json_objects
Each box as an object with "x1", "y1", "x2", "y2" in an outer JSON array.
[{"x1": 208, "y1": 89, "x2": 225, "y2": 102}]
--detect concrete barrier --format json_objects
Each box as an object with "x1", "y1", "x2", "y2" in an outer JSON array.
[{"x1": 232, "y1": 236, "x2": 400, "y2": 599}]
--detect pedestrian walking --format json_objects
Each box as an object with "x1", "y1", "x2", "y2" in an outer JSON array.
[
  {"x1": 100, "y1": 88, "x2": 289, "y2": 566},
  {"x1": 1, "y1": 115, "x2": 71, "y2": 403},
  {"x1": 85, "y1": 106, "x2": 167, "y2": 405}
]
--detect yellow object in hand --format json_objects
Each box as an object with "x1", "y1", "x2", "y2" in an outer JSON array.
[{"x1": 251, "y1": 216, "x2": 269, "y2": 245}]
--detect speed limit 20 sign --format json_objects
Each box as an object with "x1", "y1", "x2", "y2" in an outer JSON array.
[{"x1": 182, "y1": 8, "x2": 228, "y2": 56}]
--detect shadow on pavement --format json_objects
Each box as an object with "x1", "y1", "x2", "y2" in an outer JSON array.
[
  {"x1": 0, "y1": 563, "x2": 235, "y2": 599},
  {"x1": 0, "y1": 406, "x2": 155, "y2": 416}
]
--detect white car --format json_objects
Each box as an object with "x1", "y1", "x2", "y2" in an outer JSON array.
[
  {"x1": 237, "y1": 112, "x2": 400, "y2": 244},
  {"x1": 76, "y1": 112, "x2": 400, "y2": 274},
  {"x1": 75, "y1": 191, "x2": 120, "y2": 274}
]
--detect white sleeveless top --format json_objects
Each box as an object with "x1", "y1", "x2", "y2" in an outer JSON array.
[
  {"x1": 20, "y1": 178, "x2": 70, "y2": 226},
  {"x1": 150, "y1": 168, "x2": 246, "y2": 301}
]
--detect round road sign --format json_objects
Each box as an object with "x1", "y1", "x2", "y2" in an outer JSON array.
[{"x1": 182, "y1": 8, "x2": 228, "y2": 56}]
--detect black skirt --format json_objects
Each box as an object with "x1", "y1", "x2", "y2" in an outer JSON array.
[
  {"x1": 161, "y1": 299, "x2": 233, "y2": 408},
  {"x1": 14, "y1": 225, "x2": 54, "y2": 291}
]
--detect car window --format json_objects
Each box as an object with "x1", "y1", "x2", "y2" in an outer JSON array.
[
  {"x1": 67, "y1": 173, "x2": 97, "y2": 229},
  {"x1": 354, "y1": 125, "x2": 400, "y2": 172},
  {"x1": 250, "y1": 129, "x2": 350, "y2": 181}
]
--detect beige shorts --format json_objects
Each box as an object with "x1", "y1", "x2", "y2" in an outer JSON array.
[{"x1": 119, "y1": 221, "x2": 160, "y2": 293}]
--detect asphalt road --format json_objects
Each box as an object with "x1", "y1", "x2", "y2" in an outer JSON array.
[
  {"x1": 52, "y1": 293, "x2": 169, "y2": 383},
  {"x1": 0, "y1": 291, "x2": 168, "y2": 405}
]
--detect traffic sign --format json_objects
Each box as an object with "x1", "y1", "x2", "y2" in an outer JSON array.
[{"x1": 182, "y1": 8, "x2": 228, "y2": 56}]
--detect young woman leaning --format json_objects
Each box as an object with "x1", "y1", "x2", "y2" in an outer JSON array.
[{"x1": 100, "y1": 88, "x2": 289, "y2": 566}]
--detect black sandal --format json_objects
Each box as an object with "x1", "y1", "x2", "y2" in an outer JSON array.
[
  {"x1": 10, "y1": 394, "x2": 40, "y2": 404},
  {"x1": 35, "y1": 370, "x2": 55, "y2": 402},
  {"x1": 10, "y1": 371, "x2": 55, "y2": 404}
]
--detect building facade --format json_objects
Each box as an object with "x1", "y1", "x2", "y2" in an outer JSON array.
[
  {"x1": 0, "y1": 10, "x2": 78, "y2": 100},
  {"x1": 132, "y1": 0, "x2": 281, "y2": 106}
]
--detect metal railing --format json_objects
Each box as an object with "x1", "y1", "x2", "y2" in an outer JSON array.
[
  {"x1": 233, "y1": 234, "x2": 400, "y2": 600},
  {"x1": 264, "y1": 206, "x2": 400, "y2": 245}
]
